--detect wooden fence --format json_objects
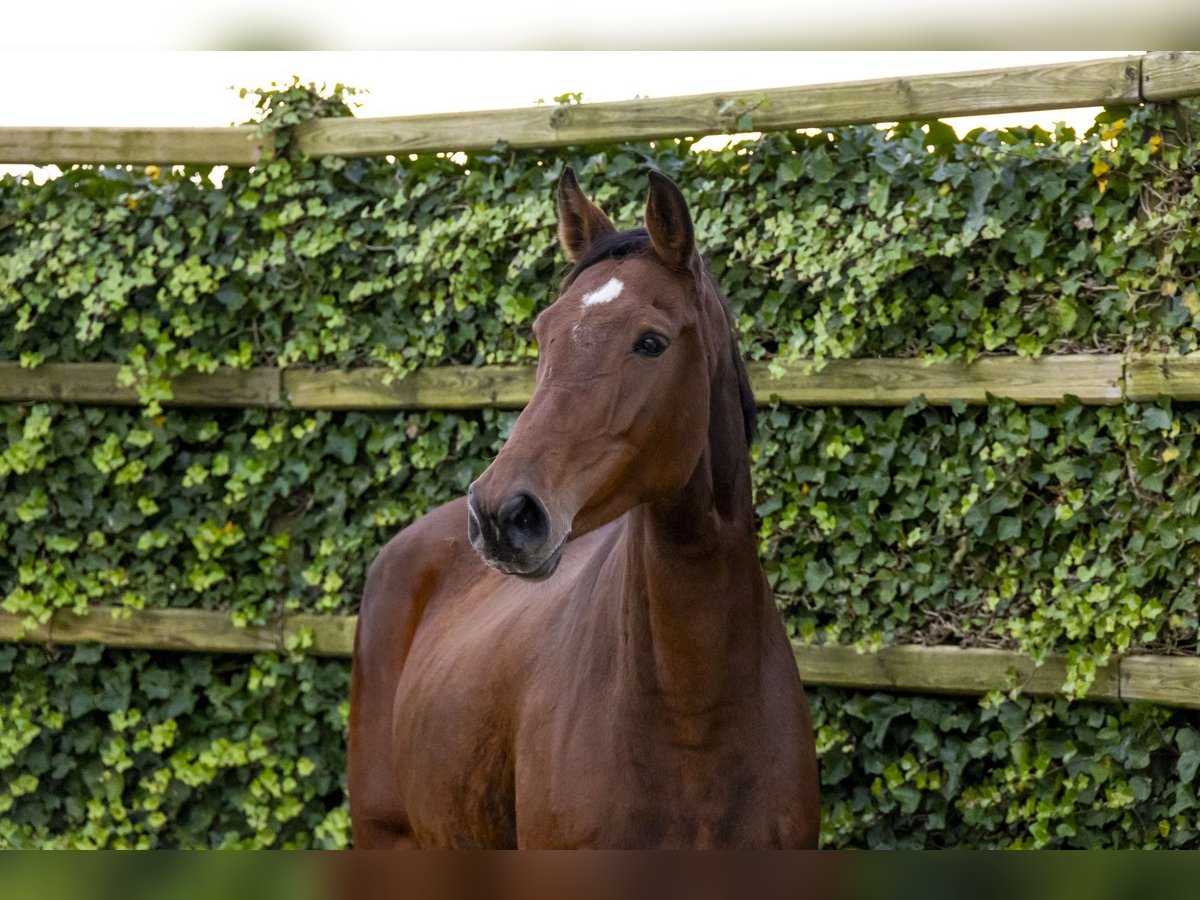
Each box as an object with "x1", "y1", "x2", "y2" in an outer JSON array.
[
  {"x1": 9, "y1": 354, "x2": 1200, "y2": 410},
  {"x1": 4, "y1": 51, "x2": 1200, "y2": 708},
  {"x1": 0, "y1": 51, "x2": 1196, "y2": 166}
]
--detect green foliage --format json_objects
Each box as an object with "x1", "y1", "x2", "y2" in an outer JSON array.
[
  {"x1": 1, "y1": 642, "x2": 1194, "y2": 849},
  {"x1": 1, "y1": 83, "x2": 1199, "y2": 847},
  {"x1": 0, "y1": 644, "x2": 348, "y2": 849},
  {"x1": 756, "y1": 398, "x2": 1200, "y2": 694},
  {"x1": 0, "y1": 405, "x2": 509, "y2": 627},
  {"x1": 239, "y1": 77, "x2": 362, "y2": 139},
  {"x1": 3, "y1": 397, "x2": 1198, "y2": 694},
  {"x1": 2, "y1": 97, "x2": 1196, "y2": 401},
  {"x1": 812, "y1": 686, "x2": 1200, "y2": 849}
]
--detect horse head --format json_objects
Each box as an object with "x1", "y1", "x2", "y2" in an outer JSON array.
[{"x1": 467, "y1": 168, "x2": 753, "y2": 579}]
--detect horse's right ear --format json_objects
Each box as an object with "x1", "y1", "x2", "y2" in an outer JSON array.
[{"x1": 556, "y1": 167, "x2": 616, "y2": 263}]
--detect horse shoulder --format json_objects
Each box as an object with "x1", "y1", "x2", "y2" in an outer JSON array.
[
  {"x1": 357, "y1": 497, "x2": 473, "y2": 654},
  {"x1": 348, "y1": 497, "x2": 474, "y2": 846}
]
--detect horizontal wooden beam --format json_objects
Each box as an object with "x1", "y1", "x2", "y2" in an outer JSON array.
[
  {"x1": 1125, "y1": 354, "x2": 1200, "y2": 401},
  {"x1": 0, "y1": 126, "x2": 269, "y2": 166},
  {"x1": 1, "y1": 606, "x2": 1193, "y2": 708},
  {"x1": 295, "y1": 57, "x2": 1141, "y2": 158},
  {"x1": 0, "y1": 362, "x2": 281, "y2": 407},
  {"x1": 49, "y1": 606, "x2": 279, "y2": 654},
  {"x1": 282, "y1": 366, "x2": 535, "y2": 410},
  {"x1": 0, "y1": 55, "x2": 1159, "y2": 166},
  {"x1": 1119, "y1": 655, "x2": 1200, "y2": 707},
  {"x1": 11, "y1": 351, "x2": 1200, "y2": 411},
  {"x1": 0, "y1": 613, "x2": 51, "y2": 644},
  {"x1": 0, "y1": 355, "x2": 1140, "y2": 410},
  {"x1": 749, "y1": 355, "x2": 1123, "y2": 407},
  {"x1": 791, "y1": 643, "x2": 1122, "y2": 701},
  {"x1": 1141, "y1": 51, "x2": 1200, "y2": 102},
  {"x1": 284, "y1": 613, "x2": 358, "y2": 657}
]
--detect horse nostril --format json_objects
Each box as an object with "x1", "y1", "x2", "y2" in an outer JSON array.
[
  {"x1": 467, "y1": 487, "x2": 488, "y2": 551},
  {"x1": 467, "y1": 503, "x2": 482, "y2": 546},
  {"x1": 497, "y1": 492, "x2": 549, "y2": 555}
]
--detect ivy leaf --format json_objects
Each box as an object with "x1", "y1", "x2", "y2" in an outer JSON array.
[
  {"x1": 805, "y1": 559, "x2": 833, "y2": 594},
  {"x1": 965, "y1": 168, "x2": 995, "y2": 233},
  {"x1": 997, "y1": 516, "x2": 1022, "y2": 540},
  {"x1": 1142, "y1": 407, "x2": 1172, "y2": 431},
  {"x1": 323, "y1": 433, "x2": 357, "y2": 465},
  {"x1": 779, "y1": 156, "x2": 806, "y2": 183},
  {"x1": 215, "y1": 285, "x2": 246, "y2": 311},
  {"x1": 924, "y1": 120, "x2": 958, "y2": 155},
  {"x1": 808, "y1": 151, "x2": 836, "y2": 184},
  {"x1": 1177, "y1": 729, "x2": 1200, "y2": 783}
]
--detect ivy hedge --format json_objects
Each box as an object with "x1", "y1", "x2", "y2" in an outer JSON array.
[
  {"x1": 1, "y1": 83, "x2": 1199, "y2": 847},
  {"x1": 3, "y1": 87, "x2": 1197, "y2": 393},
  {"x1": 2, "y1": 644, "x2": 1197, "y2": 849}
]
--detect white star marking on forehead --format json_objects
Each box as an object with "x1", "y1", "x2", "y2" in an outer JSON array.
[{"x1": 580, "y1": 277, "x2": 624, "y2": 307}]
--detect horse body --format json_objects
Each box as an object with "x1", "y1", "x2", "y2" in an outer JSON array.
[{"x1": 348, "y1": 170, "x2": 819, "y2": 849}]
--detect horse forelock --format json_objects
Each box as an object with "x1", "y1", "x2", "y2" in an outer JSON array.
[
  {"x1": 560, "y1": 228, "x2": 653, "y2": 291},
  {"x1": 558, "y1": 228, "x2": 756, "y2": 445}
]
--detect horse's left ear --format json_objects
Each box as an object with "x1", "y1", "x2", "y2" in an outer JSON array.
[
  {"x1": 645, "y1": 171, "x2": 696, "y2": 272},
  {"x1": 557, "y1": 167, "x2": 617, "y2": 263}
]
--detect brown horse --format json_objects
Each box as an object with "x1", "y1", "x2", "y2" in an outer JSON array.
[{"x1": 347, "y1": 168, "x2": 819, "y2": 848}]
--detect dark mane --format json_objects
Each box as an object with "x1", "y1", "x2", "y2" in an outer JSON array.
[
  {"x1": 561, "y1": 228, "x2": 653, "y2": 291},
  {"x1": 561, "y1": 228, "x2": 757, "y2": 445}
]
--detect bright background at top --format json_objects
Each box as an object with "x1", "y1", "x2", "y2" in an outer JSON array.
[
  {"x1": 0, "y1": 51, "x2": 1143, "y2": 178},
  {"x1": 0, "y1": 0, "x2": 1193, "y2": 50}
]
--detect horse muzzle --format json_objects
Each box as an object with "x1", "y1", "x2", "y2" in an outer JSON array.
[{"x1": 467, "y1": 486, "x2": 564, "y2": 580}]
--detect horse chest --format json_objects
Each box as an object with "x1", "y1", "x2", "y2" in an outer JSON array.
[
  {"x1": 512, "y1": 707, "x2": 801, "y2": 848},
  {"x1": 379, "y1": 534, "x2": 815, "y2": 848},
  {"x1": 389, "y1": 601, "x2": 529, "y2": 847}
]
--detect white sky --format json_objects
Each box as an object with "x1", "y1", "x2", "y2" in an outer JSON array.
[
  {"x1": 0, "y1": 0, "x2": 1191, "y2": 51},
  {"x1": 2, "y1": 51, "x2": 1139, "y2": 126}
]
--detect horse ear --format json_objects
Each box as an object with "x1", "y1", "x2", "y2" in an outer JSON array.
[
  {"x1": 557, "y1": 167, "x2": 616, "y2": 263},
  {"x1": 644, "y1": 171, "x2": 695, "y2": 272}
]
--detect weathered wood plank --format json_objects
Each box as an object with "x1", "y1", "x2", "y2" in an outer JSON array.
[
  {"x1": 793, "y1": 643, "x2": 1122, "y2": 701},
  {"x1": 0, "y1": 126, "x2": 270, "y2": 166},
  {"x1": 296, "y1": 57, "x2": 1141, "y2": 159},
  {"x1": 749, "y1": 355, "x2": 1124, "y2": 406},
  {"x1": 164, "y1": 368, "x2": 281, "y2": 407},
  {"x1": 0, "y1": 363, "x2": 281, "y2": 407},
  {"x1": 283, "y1": 366, "x2": 536, "y2": 410},
  {"x1": 0, "y1": 356, "x2": 1140, "y2": 409},
  {"x1": 0, "y1": 363, "x2": 137, "y2": 404},
  {"x1": 0, "y1": 613, "x2": 52, "y2": 643},
  {"x1": 1125, "y1": 354, "x2": 1200, "y2": 401},
  {"x1": 284, "y1": 357, "x2": 1126, "y2": 410},
  {"x1": 285, "y1": 613, "x2": 357, "y2": 657},
  {"x1": 48, "y1": 607, "x2": 279, "y2": 654},
  {"x1": 1119, "y1": 655, "x2": 1200, "y2": 709},
  {"x1": 1141, "y1": 51, "x2": 1200, "y2": 102}
]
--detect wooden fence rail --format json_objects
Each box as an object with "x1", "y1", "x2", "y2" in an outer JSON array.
[
  {"x1": 0, "y1": 126, "x2": 270, "y2": 168},
  {"x1": 2, "y1": 52, "x2": 1198, "y2": 166},
  {"x1": 1, "y1": 605, "x2": 1195, "y2": 709},
  {"x1": 6, "y1": 354, "x2": 1200, "y2": 410}
]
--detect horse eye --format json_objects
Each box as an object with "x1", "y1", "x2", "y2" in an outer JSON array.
[{"x1": 632, "y1": 333, "x2": 669, "y2": 358}]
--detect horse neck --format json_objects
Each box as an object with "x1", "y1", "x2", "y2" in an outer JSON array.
[
  {"x1": 643, "y1": 338, "x2": 755, "y2": 542},
  {"x1": 619, "y1": 315, "x2": 768, "y2": 720}
]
